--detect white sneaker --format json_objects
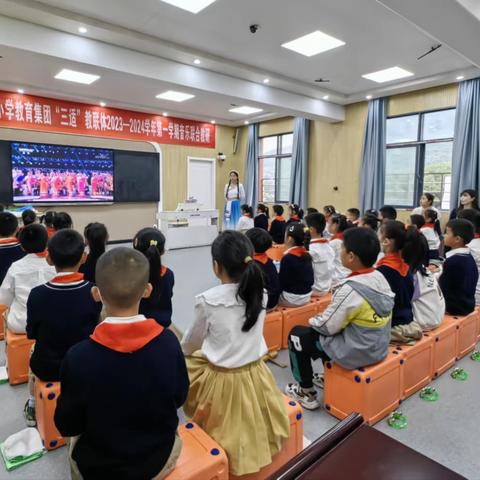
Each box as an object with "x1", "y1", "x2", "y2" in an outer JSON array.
[
  {"x1": 285, "y1": 383, "x2": 322, "y2": 410},
  {"x1": 312, "y1": 373, "x2": 324, "y2": 389}
]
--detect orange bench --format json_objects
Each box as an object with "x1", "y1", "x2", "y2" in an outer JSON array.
[
  {"x1": 390, "y1": 332, "x2": 434, "y2": 400},
  {"x1": 5, "y1": 329, "x2": 34, "y2": 385},
  {"x1": 451, "y1": 310, "x2": 479, "y2": 360},
  {"x1": 281, "y1": 302, "x2": 319, "y2": 349},
  {"x1": 432, "y1": 316, "x2": 457, "y2": 377},
  {"x1": 166, "y1": 422, "x2": 228, "y2": 480},
  {"x1": 323, "y1": 351, "x2": 402, "y2": 425},
  {"x1": 0, "y1": 304, "x2": 6, "y2": 341},
  {"x1": 34, "y1": 379, "x2": 65, "y2": 450},
  {"x1": 266, "y1": 245, "x2": 285, "y2": 262},
  {"x1": 310, "y1": 294, "x2": 332, "y2": 315},
  {"x1": 230, "y1": 396, "x2": 303, "y2": 480},
  {"x1": 263, "y1": 310, "x2": 283, "y2": 353}
]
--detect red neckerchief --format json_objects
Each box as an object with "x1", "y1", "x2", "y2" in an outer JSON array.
[
  {"x1": 349, "y1": 267, "x2": 375, "y2": 278},
  {"x1": 423, "y1": 223, "x2": 434, "y2": 229},
  {"x1": 35, "y1": 250, "x2": 48, "y2": 258},
  {"x1": 90, "y1": 318, "x2": 164, "y2": 353},
  {"x1": 254, "y1": 253, "x2": 269, "y2": 264},
  {"x1": 47, "y1": 227, "x2": 55, "y2": 238},
  {"x1": 310, "y1": 238, "x2": 329, "y2": 244},
  {"x1": 377, "y1": 253, "x2": 409, "y2": 277},
  {"x1": 289, "y1": 215, "x2": 299, "y2": 222},
  {"x1": 475, "y1": 234, "x2": 480, "y2": 239},
  {"x1": 274, "y1": 216, "x2": 285, "y2": 222},
  {"x1": 51, "y1": 272, "x2": 84, "y2": 283},
  {"x1": 0, "y1": 237, "x2": 19, "y2": 245},
  {"x1": 161, "y1": 265, "x2": 168, "y2": 277},
  {"x1": 331, "y1": 233, "x2": 344, "y2": 241},
  {"x1": 285, "y1": 246, "x2": 308, "y2": 257}
]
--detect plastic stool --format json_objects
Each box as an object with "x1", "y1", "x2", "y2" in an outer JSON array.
[
  {"x1": 310, "y1": 294, "x2": 332, "y2": 314},
  {"x1": 0, "y1": 304, "x2": 6, "y2": 341},
  {"x1": 263, "y1": 310, "x2": 283, "y2": 353},
  {"x1": 452, "y1": 311, "x2": 479, "y2": 359},
  {"x1": 281, "y1": 303, "x2": 318, "y2": 349},
  {"x1": 432, "y1": 316, "x2": 457, "y2": 377},
  {"x1": 166, "y1": 422, "x2": 228, "y2": 480},
  {"x1": 34, "y1": 379, "x2": 65, "y2": 450},
  {"x1": 230, "y1": 396, "x2": 303, "y2": 480},
  {"x1": 5, "y1": 329, "x2": 34, "y2": 385},
  {"x1": 266, "y1": 245, "x2": 285, "y2": 262}
]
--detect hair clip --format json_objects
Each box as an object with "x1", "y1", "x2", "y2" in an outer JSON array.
[
  {"x1": 150, "y1": 239, "x2": 158, "y2": 246},
  {"x1": 303, "y1": 226, "x2": 309, "y2": 233},
  {"x1": 244, "y1": 256, "x2": 252, "y2": 264}
]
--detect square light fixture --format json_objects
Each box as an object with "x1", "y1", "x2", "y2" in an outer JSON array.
[
  {"x1": 362, "y1": 66, "x2": 413, "y2": 83},
  {"x1": 229, "y1": 106, "x2": 263, "y2": 115},
  {"x1": 160, "y1": 0, "x2": 216, "y2": 14},
  {"x1": 282, "y1": 30, "x2": 345, "y2": 57},
  {"x1": 156, "y1": 90, "x2": 195, "y2": 102},
  {"x1": 54, "y1": 69, "x2": 100, "y2": 85}
]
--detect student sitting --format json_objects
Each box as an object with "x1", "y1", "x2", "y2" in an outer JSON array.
[
  {"x1": 412, "y1": 192, "x2": 439, "y2": 216},
  {"x1": 254, "y1": 203, "x2": 269, "y2": 231},
  {"x1": 40, "y1": 211, "x2": 57, "y2": 238},
  {"x1": 327, "y1": 214, "x2": 351, "y2": 286},
  {"x1": 377, "y1": 221, "x2": 424, "y2": 342},
  {"x1": 25, "y1": 230, "x2": 101, "y2": 427},
  {"x1": 55, "y1": 247, "x2": 189, "y2": 480},
  {"x1": 79, "y1": 222, "x2": 109, "y2": 283},
  {"x1": 359, "y1": 213, "x2": 379, "y2": 232},
  {"x1": 409, "y1": 214, "x2": 426, "y2": 230},
  {"x1": 421, "y1": 209, "x2": 441, "y2": 260},
  {"x1": 0, "y1": 212, "x2": 25, "y2": 285},
  {"x1": 379, "y1": 205, "x2": 397, "y2": 222},
  {"x1": 305, "y1": 213, "x2": 335, "y2": 296},
  {"x1": 53, "y1": 211, "x2": 73, "y2": 231},
  {"x1": 0, "y1": 224, "x2": 55, "y2": 334},
  {"x1": 466, "y1": 212, "x2": 480, "y2": 305},
  {"x1": 286, "y1": 204, "x2": 304, "y2": 226},
  {"x1": 346, "y1": 208, "x2": 360, "y2": 226},
  {"x1": 245, "y1": 228, "x2": 280, "y2": 310},
  {"x1": 279, "y1": 223, "x2": 314, "y2": 307},
  {"x1": 306, "y1": 207, "x2": 319, "y2": 215},
  {"x1": 269, "y1": 205, "x2": 286, "y2": 244},
  {"x1": 21, "y1": 209, "x2": 37, "y2": 227},
  {"x1": 322, "y1": 205, "x2": 336, "y2": 240},
  {"x1": 181, "y1": 231, "x2": 289, "y2": 476},
  {"x1": 285, "y1": 228, "x2": 394, "y2": 410},
  {"x1": 134, "y1": 228, "x2": 174, "y2": 328},
  {"x1": 439, "y1": 219, "x2": 478, "y2": 315},
  {"x1": 237, "y1": 204, "x2": 254, "y2": 232}
]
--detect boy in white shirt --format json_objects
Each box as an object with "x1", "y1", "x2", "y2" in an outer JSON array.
[
  {"x1": 305, "y1": 213, "x2": 335, "y2": 296},
  {"x1": 412, "y1": 193, "x2": 439, "y2": 216},
  {"x1": 421, "y1": 209, "x2": 441, "y2": 260},
  {"x1": 0, "y1": 224, "x2": 56, "y2": 333}
]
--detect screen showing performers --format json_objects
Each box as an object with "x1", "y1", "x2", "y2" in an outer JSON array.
[{"x1": 11, "y1": 142, "x2": 114, "y2": 203}]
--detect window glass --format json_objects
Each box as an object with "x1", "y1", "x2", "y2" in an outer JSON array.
[
  {"x1": 280, "y1": 134, "x2": 293, "y2": 154},
  {"x1": 261, "y1": 157, "x2": 276, "y2": 203},
  {"x1": 424, "y1": 141, "x2": 453, "y2": 210},
  {"x1": 384, "y1": 147, "x2": 417, "y2": 206},
  {"x1": 277, "y1": 157, "x2": 292, "y2": 202},
  {"x1": 386, "y1": 115, "x2": 419, "y2": 144},
  {"x1": 423, "y1": 109, "x2": 456, "y2": 140},
  {"x1": 260, "y1": 136, "x2": 277, "y2": 156}
]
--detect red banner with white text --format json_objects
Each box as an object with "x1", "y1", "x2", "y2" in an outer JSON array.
[{"x1": 0, "y1": 91, "x2": 216, "y2": 148}]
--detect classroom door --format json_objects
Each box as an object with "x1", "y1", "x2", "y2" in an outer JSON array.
[{"x1": 187, "y1": 157, "x2": 216, "y2": 209}]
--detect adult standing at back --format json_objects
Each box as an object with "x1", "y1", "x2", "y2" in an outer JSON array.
[
  {"x1": 223, "y1": 170, "x2": 245, "y2": 230},
  {"x1": 449, "y1": 189, "x2": 479, "y2": 220}
]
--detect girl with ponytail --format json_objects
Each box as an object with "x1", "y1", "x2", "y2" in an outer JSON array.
[
  {"x1": 80, "y1": 222, "x2": 109, "y2": 282},
  {"x1": 133, "y1": 227, "x2": 174, "y2": 328},
  {"x1": 254, "y1": 203, "x2": 270, "y2": 231},
  {"x1": 181, "y1": 231, "x2": 289, "y2": 476}
]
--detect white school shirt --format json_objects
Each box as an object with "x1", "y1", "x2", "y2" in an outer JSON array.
[
  {"x1": 411, "y1": 206, "x2": 439, "y2": 216},
  {"x1": 0, "y1": 254, "x2": 56, "y2": 333},
  {"x1": 412, "y1": 271, "x2": 445, "y2": 330},
  {"x1": 309, "y1": 239, "x2": 335, "y2": 295},
  {"x1": 468, "y1": 238, "x2": 480, "y2": 304},
  {"x1": 237, "y1": 215, "x2": 254, "y2": 232},
  {"x1": 420, "y1": 225, "x2": 440, "y2": 250},
  {"x1": 181, "y1": 283, "x2": 268, "y2": 368},
  {"x1": 224, "y1": 183, "x2": 246, "y2": 203},
  {"x1": 329, "y1": 238, "x2": 351, "y2": 287}
]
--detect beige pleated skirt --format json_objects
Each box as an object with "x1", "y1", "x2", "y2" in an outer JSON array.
[{"x1": 184, "y1": 353, "x2": 290, "y2": 476}]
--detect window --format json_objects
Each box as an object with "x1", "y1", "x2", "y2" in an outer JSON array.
[
  {"x1": 259, "y1": 133, "x2": 293, "y2": 203},
  {"x1": 385, "y1": 108, "x2": 455, "y2": 210}
]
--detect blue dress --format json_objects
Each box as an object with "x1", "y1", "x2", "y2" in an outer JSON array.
[{"x1": 223, "y1": 183, "x2": 245, "y2": 230}]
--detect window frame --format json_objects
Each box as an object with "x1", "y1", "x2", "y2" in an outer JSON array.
[
  {"x1": 385, "y1": 107, "x2": 455, "y2": 210},
  {"x1": 258, "y1": 132, "x2": 293, "y2": 203}
]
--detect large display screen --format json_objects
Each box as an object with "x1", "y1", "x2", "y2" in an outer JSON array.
[{"x1": 11, "y1": 142, "x2": 114, "y2": 203}]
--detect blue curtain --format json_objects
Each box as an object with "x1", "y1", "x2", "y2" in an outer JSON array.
[
  {"x1": 290, "y1": 117, "x2": 310, "y2": 208},
  {"x1": 450, "y1": 78, "x2": 480, "y2": 209},
  {"x1": 244, "y1": 123, "x2": 259, "y2": 207},
  {"x1": 359, "y1": 97, "x2": 387, "y2": 213}
]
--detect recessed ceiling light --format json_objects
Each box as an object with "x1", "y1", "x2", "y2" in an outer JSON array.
[
  {"x1": 282, "y1": 30, "x2": 345, "y2": 57},
  {"x1": 17, "y1": 89, "x2": 25, "y2": 94},
  {"x1": 163, "y1": 112, "x2": 168, "y2": 117},
  {"x1": 193, "y1": 58, "x2": 201, "y2": 65},
  {"x1": 99, "y1": 102, "x2": 106, "y2": 107},
  {"x1": 244, "y1": 121, "x2": 249, "y2": 125},
  {"x1": 54, "y1": 68, "x2": 100, "y2": 85},
  {"x1": 78, "y1": 26, "x2": 88, "y2": 34},
  {"x1": 211, "y1": 120, "x2": 216, "y2": 124},
  {"x1": 362, "y1": 66, "x2": 414, "y2": 83},
  {"x1": 229, "y1": 106, "x2": 263, "y2": 115},
  {"x1": 160, "y1": 0, "x2": 216, "y2": 14},
  {"x1": 456, "y1": 75, "x2": 465, "y2": 80},
  {"x1": 322, "y1": 95, "x2": 329, "y2": 100},
  {"x1": 263, "y1": 78, "x2": 270, "y2": 84},
  {"x1": 156, "y1": 90, "x2": 195, "y2": 102},
  {"x1": 366, "y1": 95, "x2": 372, "y2": 100}
]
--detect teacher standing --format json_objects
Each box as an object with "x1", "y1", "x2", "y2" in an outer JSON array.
[{"x1": 223, "y1": 170, "x2": 245, "y2": 230}]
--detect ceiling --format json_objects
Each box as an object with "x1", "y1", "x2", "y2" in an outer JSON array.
[{"x1": 0, "y1": 0, "x2": 479, "y2": 126}]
